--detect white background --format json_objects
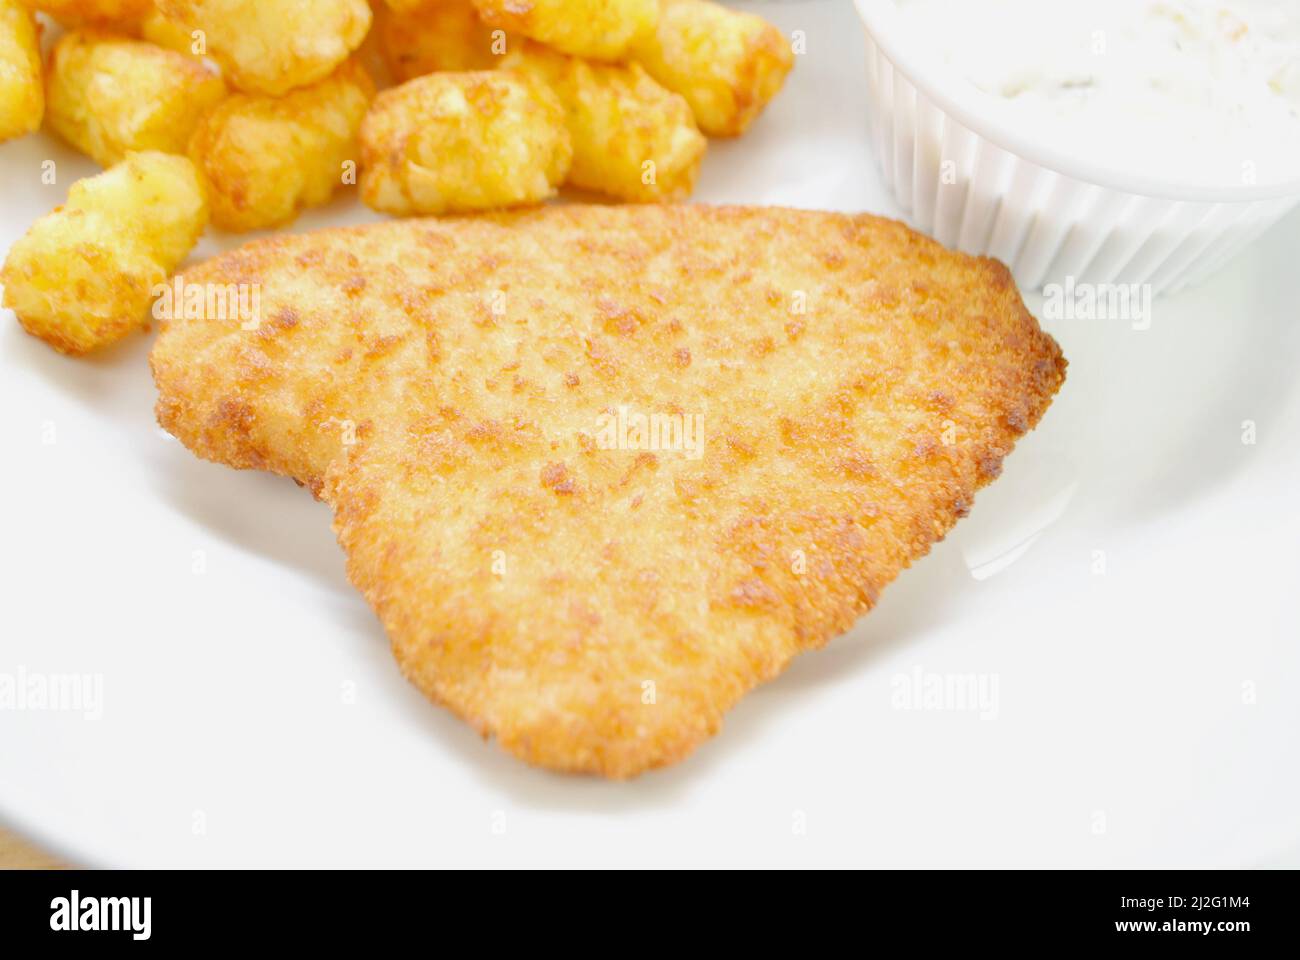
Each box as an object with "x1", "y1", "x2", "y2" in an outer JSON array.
[{"x1": 1, "y1": 1, "x2": 1298, "y2": 867}]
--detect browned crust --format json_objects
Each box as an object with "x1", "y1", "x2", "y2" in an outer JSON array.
[{"x1": 150, "y1": 204, "x2": 1066, "y2": 777}]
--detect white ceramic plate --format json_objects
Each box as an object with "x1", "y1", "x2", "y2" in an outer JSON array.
[{"x1": 2, "y1": 1, "x2": 1298, "y2": 868}]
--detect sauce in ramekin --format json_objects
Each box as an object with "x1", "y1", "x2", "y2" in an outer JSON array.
[{"x1": 895, "y1": 0, "x2": 1300, "y2": 187}]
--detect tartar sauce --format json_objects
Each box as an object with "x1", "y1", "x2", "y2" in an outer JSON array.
[{"x1": 894, "y1": 0, "x2": 1300, "y2": 188}]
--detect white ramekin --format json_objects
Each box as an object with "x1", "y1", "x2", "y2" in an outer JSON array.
[{"x1": 854, "y1": 0, "x2": 1300, "y2": 295}]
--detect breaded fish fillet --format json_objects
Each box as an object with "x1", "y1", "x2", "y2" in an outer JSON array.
[{"x1": 151, "y1": 205, "x2": 1066, "y2": 777}]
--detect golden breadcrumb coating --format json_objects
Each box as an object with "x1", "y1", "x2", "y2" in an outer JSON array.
[
  {"x1": 151, "y1": 205, "x2": 1066, "y2": 778},
  {"x1": 471, "y1": 0, "x2": 656, "y2": 61},
  {"x1": 0, "y1": 0, "x2": 42, "y2": 142},
  {"x1": 360, "y1": 70, "x2": 571, "y2": 216},
  {"x1": 377, "y1": 0, "x2": 503, "y2": 81},
  {"x1": 188, "y1": 59, "x2": 373, "y2": 232},
  {"x1": 46, "y1": 30, "x2": 226, "y2": 167},
  {"x1": 4, "y1": 151, "x2": 207, "y2": 354},
  {"x1": 633, "y1": 0, "x2": 793, "y2": 137},
  {"x1": 157, "y1": 0, "x2": 370, "y2": 95},
  {"x1": 504, "y1": 41, "x2": 704, "y2": 202}
]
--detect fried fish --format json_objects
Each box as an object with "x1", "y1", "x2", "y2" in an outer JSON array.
[{"x1": 150, "y1": 204, "x2": 1066, "y2": 777}]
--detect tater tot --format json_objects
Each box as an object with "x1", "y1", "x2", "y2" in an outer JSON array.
[
  {"x1": 504, "y1": 41, "x2": 705, "y2": 202},
  {"x1": 633, "y1": 0, "x2": 792, "y2": 137},
  {"x1": 138, "y1": 8, "x2": 204, "y2": 57},
  {"x1": 360, "y1": 70, "x2": 570, "y2": 216},
  {"x1": 0, "y1": 0, "x2": 43, "y2": 142},
  {"x1": 1, "y1": 151, "x2": 207, "y2": 354},
  {"x1": 19, "y1": 0, "x2": 150, "y2": 27},
  {"x1": 46, "y1": 31, "x2": 226, "y2": 168},
  {"x1": 471, "y1": 0, "x2": 656, "y2": 61},
  {"x1": 378, "y1": 0, "x2": 504, "y2": 82},
  {"x1": 157, "y1": 0, "x2": 371, "y2": 95},
  {"x1": 188, "y1": 60, "x2": 374, "y2": 232}
]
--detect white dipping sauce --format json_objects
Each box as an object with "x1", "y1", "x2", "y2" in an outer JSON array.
[{"x1": 895, "y1": 0, "x2": 1300, "y2": 187}]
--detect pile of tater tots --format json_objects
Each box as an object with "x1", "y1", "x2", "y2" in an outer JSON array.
[{"x1": 0, "y1": 0, "x2": 793, "y2": 353}]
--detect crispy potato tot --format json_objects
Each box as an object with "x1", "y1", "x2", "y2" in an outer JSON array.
[
  {"x1": 471, "y1": 0, "x2": 656, "y2": 61},
  {"x1": 138, "y1": 7, "x2": 203, "y2": 56},
  {"x1": 360, "y1": 70, "x2": 570, "y2": 216},
  {"x1": 378, "y1": 0, "x2": 503, "y2": 82},
  {"x1": 188, "y1": 60, "x2": 373, "y2": 232},
  {"x1": 0, "y1": 0, "x2": 43, "y2": 141},
  {"x1": 46, "y1": 31, "x2": 226, "y2": 167},
  {"x1": 629, "y1": 0, "x2": 790, "y2": 135},
  {"x1": 157, "y1": 0, "x2": 370, "y2": 95},
  {"x1": 19, "y1": 0, "x2": 150, "y2": 26},
  {"x1": 504, "y1": 41, "x2": 704, "y2": 202},
  {"x1": 2, "y1": 151, "x2": 207, "y2": 354},
  {"x1": 633, "y1": 0, "x2": 792, "y2": 136}
]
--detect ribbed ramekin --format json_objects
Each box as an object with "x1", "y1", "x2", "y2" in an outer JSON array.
[{"x1": 854, "y1": 0, "x2": 1300, "y2": 295}]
